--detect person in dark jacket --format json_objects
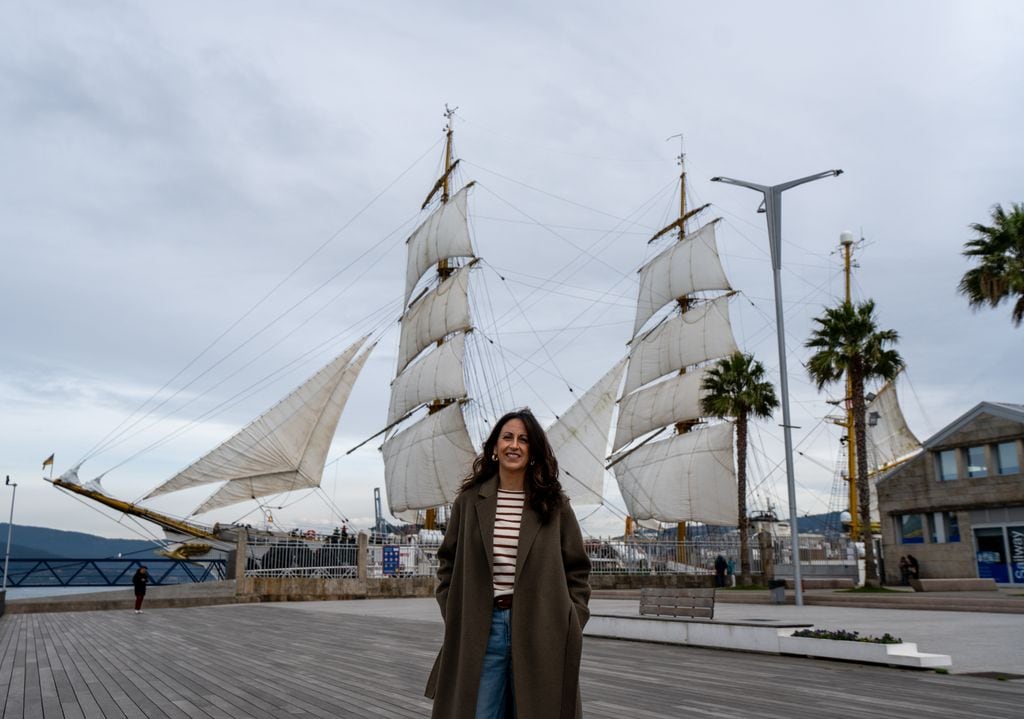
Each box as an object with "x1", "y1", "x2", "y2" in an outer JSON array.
[
  {"x1": 714, "y1": 554, "x2": 728, "y2": 588},
  {"x1": 132, "y1": 566, "x2": 149, "y2": 614}
]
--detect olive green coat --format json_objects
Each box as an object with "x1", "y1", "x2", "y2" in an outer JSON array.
[{"x1": 425, "y1": 477, "x2": 591, "y2": 718}]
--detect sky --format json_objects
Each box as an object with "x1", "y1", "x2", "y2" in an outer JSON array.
[{"x1": 2, "y1": 1, "x2": 1021, "y2": 542}]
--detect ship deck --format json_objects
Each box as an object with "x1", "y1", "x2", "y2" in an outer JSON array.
[{"x1": 2, "y1": 601, "x2": 1022, "y2": 718}]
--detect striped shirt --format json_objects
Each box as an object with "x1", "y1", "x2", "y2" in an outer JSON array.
[{"x1": 493, "y1": 489, "x2": 525, "y2": 597}]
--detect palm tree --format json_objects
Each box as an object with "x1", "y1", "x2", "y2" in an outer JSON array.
[
  {"x1": 701, "y1": 352, "x2": 779, "y2": 585},
  {"x1": 805, "y1": 300, "x2": 904, "y2": 586},
  {"x1": 959, "y1": 202, "x2": 1024, "y2": 327}
]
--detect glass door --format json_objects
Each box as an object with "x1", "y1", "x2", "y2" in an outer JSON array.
[{"x1": 974, "y1": 527, "x2": 1009, "y2": 583}]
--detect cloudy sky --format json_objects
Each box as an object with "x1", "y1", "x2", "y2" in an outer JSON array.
[{"x1": 2, "y1": 1, "x2": 1021, "y2": 542}]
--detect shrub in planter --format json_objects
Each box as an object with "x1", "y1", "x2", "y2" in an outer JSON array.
[{"x1": 791, "y1": 628, "x2": 902, "y2": 644}]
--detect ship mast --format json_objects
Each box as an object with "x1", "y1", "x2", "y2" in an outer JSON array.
[
  {"x1": 47, "y1": 476, "x2": 220, "y2": 541},
  {"x1": 827, "y1": 233, "x2": 859, "y2": 538},
  {"x1": 424, "y1": 105, "x2": 458, "y2": 530},
  {"x1": 673, "y1": 145, "x2": 692, "y2": 547},
  {"x1": 841, "y1": 233, "x2": 859, "y2": 540},
  {"x1": 634, "y1": 136, "x2": 713, "y2": 546}
]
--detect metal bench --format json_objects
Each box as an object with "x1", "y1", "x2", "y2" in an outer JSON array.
[{"x1": 639, "y1": 587, "x2": 715, "y2": 620}]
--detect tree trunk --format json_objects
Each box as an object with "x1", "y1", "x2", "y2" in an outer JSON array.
[
  {"x1": 850, "y1": 365, "x2": 878, "y2": 586},
  {"x1": 736, "y1": 413, "x2": 750, "y2": 585}
]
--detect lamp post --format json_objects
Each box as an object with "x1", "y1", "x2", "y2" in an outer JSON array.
[
  {"x1": 711, "y1": 169, "x2": 843, "y2": 607},
  {"x1": 3, "y1": 475, "x2": 16, "y2": 592}
]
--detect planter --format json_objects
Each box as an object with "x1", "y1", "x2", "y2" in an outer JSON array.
[{"x1": 778, "y1": 633, "x2": 951, "y2": 668}]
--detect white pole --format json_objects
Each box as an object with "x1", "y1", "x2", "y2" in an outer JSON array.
[
  {"x1": 2, "y1": 476, "x2": 16, "y2": 592},
  {"x1": 711, "y1": 170, "x2": 842, "y2": 607}
]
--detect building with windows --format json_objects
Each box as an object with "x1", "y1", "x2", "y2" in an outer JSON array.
[{"x1": 876, "y1": 402, "x2": 1024, "y2": 585}]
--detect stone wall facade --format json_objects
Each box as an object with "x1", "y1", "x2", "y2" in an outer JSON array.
[{"x1": 877, "y1": 406, "x2": 1024, "y2": 584}]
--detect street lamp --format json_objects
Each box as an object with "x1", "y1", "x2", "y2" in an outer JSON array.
[
  {"x1": 711, "y1": 169, "x2": 843, "y2": 607},
  {"x1": 3, "y1": 475, "x2": 16, "y2": 592}
]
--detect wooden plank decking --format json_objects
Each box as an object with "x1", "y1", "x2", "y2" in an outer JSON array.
[{"x1": 2, "y1": 603, "x2": 1022, "y2": 718}]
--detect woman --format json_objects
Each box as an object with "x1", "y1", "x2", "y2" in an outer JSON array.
[
  {"x1": 426, "y1": 408, "x2": 591, "y2": 719},
  {"x1": 131, "y1": 565, "x2": 149, "y2": 614}
]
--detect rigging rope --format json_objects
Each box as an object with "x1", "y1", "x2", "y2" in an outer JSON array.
[{"x1": 80, "y1": 137, "x2": 444, "y2": 467}]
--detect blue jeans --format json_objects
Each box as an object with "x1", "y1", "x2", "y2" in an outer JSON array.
[{"x1": 475, "y1": 607, "x2": 514, "y2": 719}]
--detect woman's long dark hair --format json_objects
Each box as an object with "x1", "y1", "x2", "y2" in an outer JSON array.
[{"x1": 460, "y1": 408, "x2": 564, "y2": 523}]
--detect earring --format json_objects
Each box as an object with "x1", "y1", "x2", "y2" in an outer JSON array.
[
  {"x1": 491, "y1": 453, "x2": 498, "y2": 462},
  {"x1": 529, "y1": 459, "x2": 535, "y2": 466}
]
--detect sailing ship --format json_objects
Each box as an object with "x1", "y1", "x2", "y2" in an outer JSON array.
[
  {"x1": 47, "y1": 111, "x2": 751, "y2": 556},
  {"x1": 546, "y1": 149, "x2": 742, "y2": 536}
]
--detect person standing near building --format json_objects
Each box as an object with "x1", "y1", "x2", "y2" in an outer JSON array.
[
  {"x1": 906, "y1": 554, "x2": 920, "y2": 581},
  {"x1": 425, "y1": 408, "x2": 591, "y2": 719},
  {"x1": 714, "y1": 554, "x2": 728, "y2": 588},
  {"x1": 132, "y1": 565, "x2": 149, "y2": 614}
]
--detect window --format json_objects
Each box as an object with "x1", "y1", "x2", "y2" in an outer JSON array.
[
  {"x1": 997, "y1": 442, "x2": 1020, "y2": 475},
  {"x1": 966, "y1": 446, "x2": 987, "y2": 478},
  {"x1": 929, "y1": 512, "x2": 960, "y2": 543},
  {"x1": 899, "y1": 514, "x2": 924, "y2": 544},
  {"x1": 938, "y1": 450, "x2": 958, "y2": 480},
  {"x1": 942, "y1": 512, "x2": 960, "y2": 543}
]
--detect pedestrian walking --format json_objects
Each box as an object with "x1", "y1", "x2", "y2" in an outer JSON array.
[
  {"x1": 132, "y1": 566, "x2": 149, "y2": 613},
  {"x1": 425, "y1": 408, "x2": 591, "y2": 719}
]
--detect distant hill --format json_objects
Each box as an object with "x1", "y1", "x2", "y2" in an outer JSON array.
[
  {"x1": 1, "y1": 542, "x2": 60, "y2": 559},
  {"x1": 0, "y1": 524, "x2": 164, "y2": 559},
  {"x1": 796, "y1": 512, "x2": 844, "y2": 534}
]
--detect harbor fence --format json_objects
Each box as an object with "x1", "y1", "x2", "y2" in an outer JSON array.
[{"x1": 240, "y1": 531, "x2": 856, "y2": 581}]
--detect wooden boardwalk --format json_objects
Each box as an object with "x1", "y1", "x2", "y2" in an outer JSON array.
[{"x1": 2, "y1": 604, "x2": 1022, "y2": 718}]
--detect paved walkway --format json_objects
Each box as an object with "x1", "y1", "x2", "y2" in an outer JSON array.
[
  {"x1": 2, "y1": 599, "x2": 1023, "y2": 718},
  {"x1": 282, "y1": 596, "x2": 1024, "y2": 675}
]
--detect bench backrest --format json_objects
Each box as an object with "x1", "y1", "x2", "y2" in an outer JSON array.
[{"x1": 639, "y1": 587, "x2": 715, "y2": 619}]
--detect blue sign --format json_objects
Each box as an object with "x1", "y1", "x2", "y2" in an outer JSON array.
[
  {"x1": 382, "y1": 545, "x2": 400, "y2": 576},
  {"x1": 1009, "y1": 526, "x2": 1024, "y2": 584}
]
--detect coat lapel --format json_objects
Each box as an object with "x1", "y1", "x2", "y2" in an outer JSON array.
[
  {"x1": 475, "y1": 477, "x2": 498, "y2": 575},
  {"x1": 515, "y1": 500, "x2": 541, "y2": 579}
]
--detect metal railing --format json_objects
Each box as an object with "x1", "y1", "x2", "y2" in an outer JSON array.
[
  {"x1": 585, "y1": 539, "x2": 747, "y2": 575},
  {"x1": 769, "y1": 535, "x2": 859, "y2": 579},
  {"x1": 244, "y1": 536, "x2": 360, "y2": 578},
  {"x1": 2, "y1": 558, "x2": 226, "y2": 587},
  {"x1": 584, "y1": 535, "x2": 857, "y2": 577},
  {"x1": 365, "y1": 541, "x2": 438, "y2": 578},
  {"x1": 240, "y1": 533, "x2": 858, "y2": 580}
]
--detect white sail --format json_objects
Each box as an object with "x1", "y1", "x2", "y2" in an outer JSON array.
[
  {"x1": 613, "y1": 421, "x2": 736, "y2": 525},
  {"x1": 397, "y1": 263, "x2": 473, "y2": 374},
  {"x1": 388, "y1": 332, "x2": 467, "y2": 425},
  {"x1": 612, "y1": 367, "x2": 709, "y2": 453},
  {"x1": 866, "y1": 379, "x2": 922, "y2": 475},
  {"x1": 547, "y1": 358, "x2": 627, "y2": 505},
  {"x1": 146, "y1": 337, "x2": 369, "y2": 504},
  {"x1": 382, "y1": 401, "x2": 475, "y2": 514},
  {"x1": 191, "y1": 344, "x2": 374, "y2": 515},
  {"x1": 405, "y1": 185, "x2": 474, "y2": 303},
  {"x1": 633, "y1": 221, "x2": 731, "y2": 335},
  {"x1": 624, "y1": 295, "x2": 737, "y2": 395}
]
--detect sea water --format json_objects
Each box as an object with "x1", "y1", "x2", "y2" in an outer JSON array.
[{"x1": 3, "y1": 586, "x2": 126, "y2": 601}]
